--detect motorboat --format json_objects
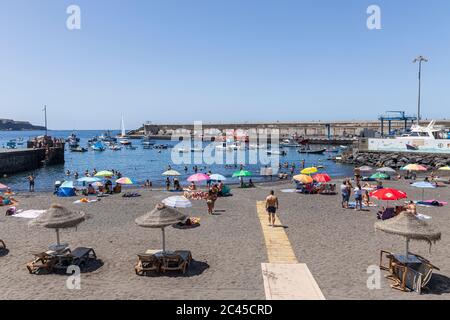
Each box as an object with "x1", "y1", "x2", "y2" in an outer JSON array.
[
  {"x1": 298, "y1": 148, "x2": 326, "y2": 154},
  {"x1": 91, "y1": 141, "x2": 106, "y2": 151},
  {"x1": 70, "y1": 146, "x2": 88, "y2": 152}
]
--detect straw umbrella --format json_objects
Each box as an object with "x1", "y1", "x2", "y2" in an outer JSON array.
[
  {"x1": 29, "y1": 204, "x2": 86, "y2": 250},
  {"x1": 375, "y1": 212, "x2": 441, "y2": 260},
  {"x1": 135, "y1": 203, "x2": 186, "y2": 252}
]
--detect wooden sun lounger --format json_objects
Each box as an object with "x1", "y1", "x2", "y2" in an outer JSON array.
[
  {"x1": 380, "y1": 250, "x2": 439, "y2": 294},
  {"x1": 160, "y1": 250, "x2": 192, "y2": 274},
  {"x1": 26, "y1": 248, "x2": 70, "y2": 274}
]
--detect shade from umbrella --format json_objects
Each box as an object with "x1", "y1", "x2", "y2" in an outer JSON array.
[
  {"x1": 209, "y1": 174, "x2": 226, "y2": 181},
  {"x1": 162, "y1": 196, "x2": 192, "y2": 208},
  {"x1": 358, "y1": 166, "x2": 373, "y2": 172},
  {"x1": 95, "y1": 170, "x2": 114, "y2": 177},
  {"x1": 301, "y1": 167, "x2": 318, "y2": 175},
  {"x1": 370, "y1": 172, "x2": 390, "y2": 180},
  {"x1": 187, "y1": 173, "x2": 210, "y2": 182},
  {"x1": 29, "y1": 204, "x2": 86, "y2": 245},
  {"x1": 162, "y1": 170, "x2": 181, "y2": 176},
  {"x1": 369, "y1": 188, "x2": 407, "y2": 201},
  {"x1": 293, "y1": 174, "x2": 314, "y2": 184},
  {"x1": 375, "y1": 211, "x2": 441, "y2": 258},
  {"x1": 77, "y1": 177, "x2": 101, "y2": 183},
  {"x1": 135, "y1": 203, "x2": 186, "y2": 252},
  {"x1": 438, "y1": 166, "x2": 450, "y2": 171},
  {"x1": 411, "y1": 181, "x2": 436, "y2": 201},
  {"x1": 232, "y1": 170, "x2": 252, "y2": 177},
  {"x1": 377, "y1": 167, "x2": 396, "y2": 173},
  {"x1": 313, "y1": 173, "x2": 331, "y2": 183},
  {"x1": 401, "y1": 164, "x2": 427, "y2": 171},
  {"x1": 0, "y1": 183, "x2": 8, "y2": 190},
  {"x1": 116, "y1": 177, "x2": 134, "y2": 185}
]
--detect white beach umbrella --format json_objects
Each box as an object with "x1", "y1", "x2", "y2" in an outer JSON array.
[
  {"x1": 377, "y1": 167, "x2": 396, "y2": 173},
  {"x1": 209, "y1": 174, "x2": 227, "y2": 181},
  {"x1": 162, "y1": 196, "x2": 192, "y2": 208}
]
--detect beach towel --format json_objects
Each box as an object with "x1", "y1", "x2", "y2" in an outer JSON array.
[
  {"x1": 416, "y1": 213, "x2": 432, "y2": 221},
  {"x1": 415, "y1": 200, "x2": 447, "y2": 207},
  {"x1": 12, "y1": 209, "x2": 46, "y2": 219},
  {"x1": 348, "y1": 202, "x2": 377, "y2": 208},
  {"x1": 281, "y1": 189, "x2": 296, "y2": 193},
  {"x1": 73, "y1": 198, "x2": 98, "y2": 204}
]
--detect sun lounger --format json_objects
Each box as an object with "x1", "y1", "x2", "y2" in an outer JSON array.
[
  {"x1": 26, "y1": 248, "x2": 71, "y2": 274},
  {"x1": 160, "y1": 250, "x2": 192, "y2": 274},
  {"x1": 391, "y1": 253, "x2": 440, "y2": 294},
  {"x1": 135, "y1": 252, "x2": 161, "y2": 275},
  {"x1": 0, "y1": 239, "x2": 5, "y2": 249}
]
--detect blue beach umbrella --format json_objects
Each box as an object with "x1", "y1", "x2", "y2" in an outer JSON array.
[
  {"x1": 209, "y1": 174, "x2": 227, "y2": 181},
  {"x1": 77, "y1": 177, "x2": 101, "y2": 183},
  {"x1": 60, "y1": 181, "x2": 74, "y2": 188},
  {"x1": 411, "y1": 181, "x2": 436, "y2": 201}
]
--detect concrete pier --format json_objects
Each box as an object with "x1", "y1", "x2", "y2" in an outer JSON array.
[{"x1": 0, "y1": 147, "x2": 65, "y2": 176}]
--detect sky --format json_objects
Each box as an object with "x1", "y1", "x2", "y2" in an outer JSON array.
[{"x1": 1, "y1": 0, "x2": 450, "y2": 130}]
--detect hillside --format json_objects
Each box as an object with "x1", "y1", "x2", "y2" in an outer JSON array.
[{"x1": 0, "y1": 118, "x2": 46, "y2": 131}]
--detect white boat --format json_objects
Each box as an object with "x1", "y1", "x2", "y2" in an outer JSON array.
[
  {"x1": 118, "y1": 115, "x2": 131, "y2": 145},
  {"x1": 368, "y1": 121, "x2": 450, "y2": 154}
]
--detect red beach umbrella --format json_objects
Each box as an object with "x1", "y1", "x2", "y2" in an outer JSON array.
[
  {"x1": 313, "y1": 173, "x2": 331, "y2": 183},
  {"x1": 369, "y1": 188, "x2": 407, "y2": 201}
]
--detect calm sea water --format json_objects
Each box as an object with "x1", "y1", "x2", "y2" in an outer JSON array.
[{"x1": 0, "y1": 130, "x2": 354, "y2": 192}]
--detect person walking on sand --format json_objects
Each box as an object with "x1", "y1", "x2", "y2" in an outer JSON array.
[{"x1": 265, "y1": 190, "x2": 279, "y2": 227}]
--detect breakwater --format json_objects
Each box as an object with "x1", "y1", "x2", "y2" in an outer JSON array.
[
  {"x1": 0, "y1": 147, "x2": 65, "y2": 176},
  {"x1": 339, "y1": 150, "x2": 450, "y2": 169}
]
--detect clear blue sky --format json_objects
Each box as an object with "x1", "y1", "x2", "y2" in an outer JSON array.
[{"x1": 1, "y1": 0, "x2": 449, "y2": 130}]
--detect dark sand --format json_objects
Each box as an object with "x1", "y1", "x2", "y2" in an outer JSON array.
[{"x1": 1, "y1": 179, "x2": 449, "y2": 300}]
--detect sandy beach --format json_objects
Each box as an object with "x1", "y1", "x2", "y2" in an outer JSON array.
[{"x1": 1, "y1": 178, "x2": 449, "y2": 300}]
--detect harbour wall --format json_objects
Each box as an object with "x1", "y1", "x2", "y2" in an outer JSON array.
[
  {"x1": 132, "y1": 120, "x2": 450, "y2": 139},
  {"x1": 0, "y1": 147, "x2": 65, "y2": 176}
]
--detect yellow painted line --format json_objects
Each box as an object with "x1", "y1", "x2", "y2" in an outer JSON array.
[{"x1": 256, "y1": 201, "x2": 297, "y2": 263}]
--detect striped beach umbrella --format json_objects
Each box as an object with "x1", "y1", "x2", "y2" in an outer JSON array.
[
  {"x1": 95, "y1": 170, "x2": 114, "y2": 177},
  {"x1": 116, "y1": 177, "x2": 134, "y2": 185},
  {"x1": 401, "y1": 164, "x2": 427, "y2": 171},
  {"x1": 293, "y1": 174, "x2": 314, "y2": 184}
]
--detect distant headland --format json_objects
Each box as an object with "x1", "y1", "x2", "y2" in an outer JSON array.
[{"x1": 0, "y1": 118, "x2": 46, "y2": 131}]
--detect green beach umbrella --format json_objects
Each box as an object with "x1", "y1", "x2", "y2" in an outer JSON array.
[
  {"x1": 232, "y1": 170, "x2": 252, "y2": 178},
  {"x1": 371, "y1": 172, "x2": 390, "y2": 180}
]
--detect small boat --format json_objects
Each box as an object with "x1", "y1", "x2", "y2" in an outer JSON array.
[
  {"x1": 110, "y1": 145, "x2": 122, "y2": 151},
  {"x1": 406, "y1": 143, "x2": 419, "y2": 151},
  {"x1": 91, "y1": 141, "x2": 106, "y2": 151},
  {"x1": 70, "y1": 146, "x2": 88, "y2": 152},
  {"x1": 280, "y1": 139, "x2": 301, "y2": 148},
  {"x1": 6, "y1": 140, "x2": 17, "y2": 149},
  {"x1": 325, "y1": 148, "x2": 340, "y2": 153},
  {"x1": 267, "y1": 150, "x2": 287, "y2": 156},
  {"x1": 298, "y1": 148, "x2": 327, "y2": 154}
]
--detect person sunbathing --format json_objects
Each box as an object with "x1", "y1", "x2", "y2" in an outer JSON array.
[
  {"x1": 362, "y1": 190, "x2": 373, "y2": 206},
  {"x1": 406, "y1": 201, "x2": 417, "y2": 215}
]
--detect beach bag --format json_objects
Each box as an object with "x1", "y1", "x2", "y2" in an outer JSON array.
[{"x1": 6, "y1": 206, "x2": 17, "y2": 216}]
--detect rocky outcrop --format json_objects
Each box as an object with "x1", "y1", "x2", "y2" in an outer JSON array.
[
  {"x1": 340, "y1": 151, "x2": 450, "y2": 169},
  {"x1": 0, "y1": 119, "x2": 45, "y2": 131}
]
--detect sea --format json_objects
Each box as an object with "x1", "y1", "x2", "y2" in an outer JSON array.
[{"x1": 0, "y1": 130, "x2": 355, "y2": 192}]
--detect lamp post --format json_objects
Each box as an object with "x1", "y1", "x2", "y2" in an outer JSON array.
[{"x1": 413, "y1": 56, "x2": 428, "y2": 124}]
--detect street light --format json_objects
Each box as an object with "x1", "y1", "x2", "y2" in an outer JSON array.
[{"x1": 413, "y1": 56, "x2": 428, "y2": 124}]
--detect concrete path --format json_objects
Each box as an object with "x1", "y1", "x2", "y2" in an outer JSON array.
[{"x1": 257, "y1": 201, "x2": 325, "y2": 300}]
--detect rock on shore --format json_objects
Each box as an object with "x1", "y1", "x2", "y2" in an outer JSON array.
[{"x1": 340, "y1": 151, "x2": 450, "y2": 169}]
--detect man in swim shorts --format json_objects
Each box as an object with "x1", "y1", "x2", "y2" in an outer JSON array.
[{"x1": 265, "y1": 190, "x2": 279, "y2": 227}]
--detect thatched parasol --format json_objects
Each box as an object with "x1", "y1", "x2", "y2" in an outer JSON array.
[
  {"x1": 135, "y1": 203, "x2": 186, "y2": 252},
  {"x1": 375, "y1": 211, "x2": 441, "y2": 259},
  {"x1": 29, "y1": 204, "x2": 86, "y2": 246}
]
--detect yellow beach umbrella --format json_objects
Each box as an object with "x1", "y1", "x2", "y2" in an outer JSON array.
[
  {"x1": 94, "y1": 170, "x2": 114, "y2": 177},
  {"x1": 438, "y1": 166, "x2": 450, "y2": 171},
  {"x1": 293, "y1": 174, "x2": 314, "y2": 184},
  {"x1": 301, "y1": 167, "x2": 318, "y2": 175}
]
